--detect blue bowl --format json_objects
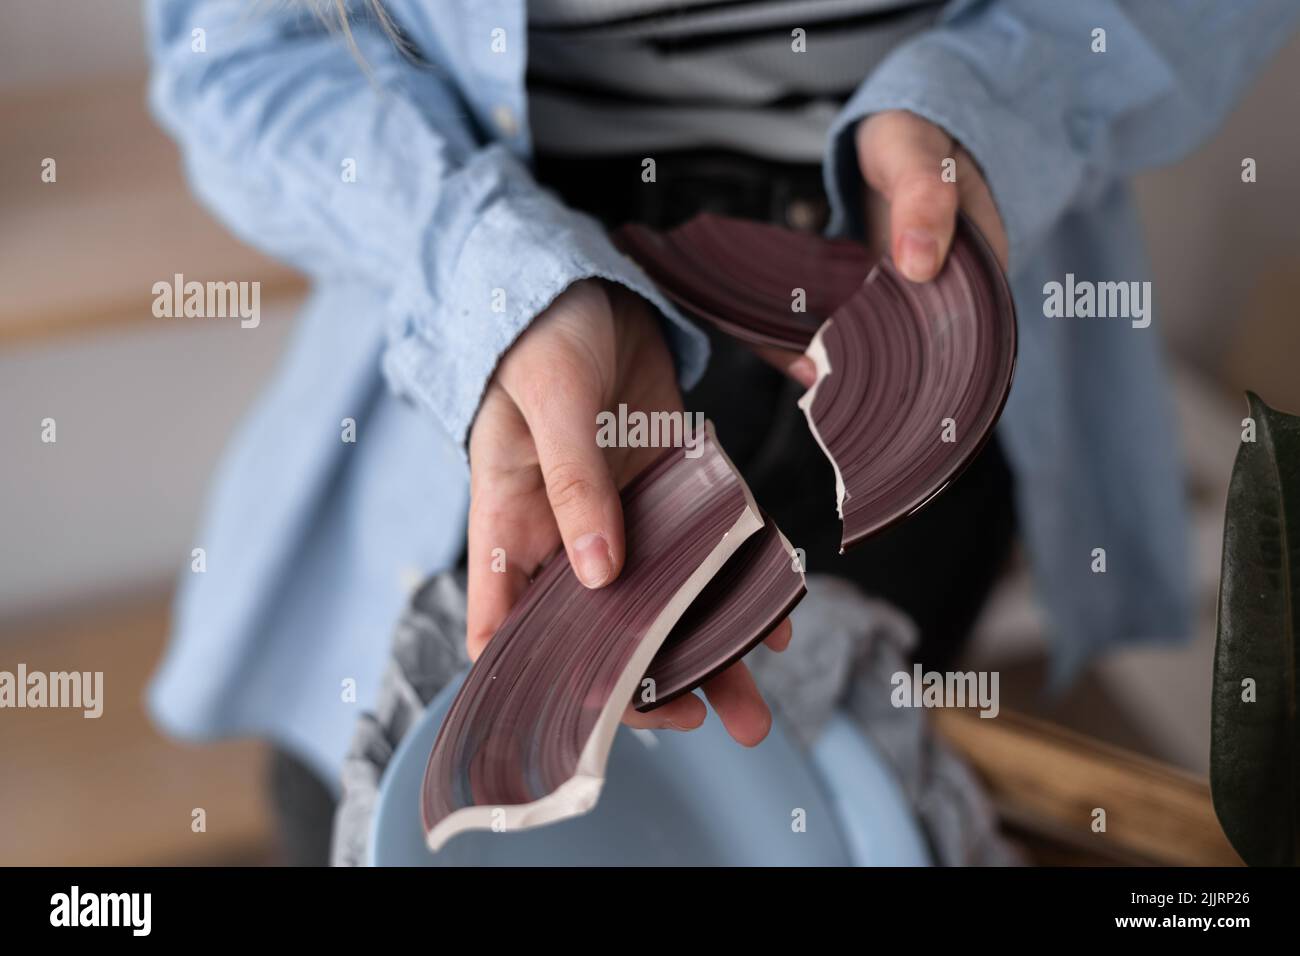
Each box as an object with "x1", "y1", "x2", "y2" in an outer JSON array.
[{"x1": 370, "y1": 674, "x2": 930, "y2": 866}]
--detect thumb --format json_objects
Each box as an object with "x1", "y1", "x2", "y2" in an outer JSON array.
[
  {"x1": 857, "y1": 112, "x2": 959, "y2": 283},
  {"x1": 518, "y1": 375, "x2": 626, "y2": 590}
]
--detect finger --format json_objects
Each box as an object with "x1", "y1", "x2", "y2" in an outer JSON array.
[
  {"x1": 623, "y1": 691, "x2": 708, "y2": 731},
  {"x1": 465, "y1": 492, "x2": 537, "y2": 661},
  {"x1": 786, "y1": 356, "x2": 817, "y2": 388},
  {"x1": 857, "y1": 112, "x2": 958, "y2": 282},
  {"x1": 510, "y1": 356, "x2": 626, "y2": 590},
  {"x1": 763, "y1": 617, "x2": 793, "y2": 653},
  {"x1": 465, "y1": 388, "x2": 550, "y2": 660},
  {"x1": 864, "y1": 187, "x2": 891, "y2": 263},
  {"x1": 954, "y1": 146, "x2": 1010, "y2": 269},
  {"x1": 702, "y1": 661, "x2": 772, "y2": 747},
  {"x1": 752, "y1": 344, "x2": 817, "y2": 387}
]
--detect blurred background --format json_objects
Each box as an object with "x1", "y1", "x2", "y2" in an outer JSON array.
[{"x1": 2, "y1": 2, "x2": 1298, "y2": 865}]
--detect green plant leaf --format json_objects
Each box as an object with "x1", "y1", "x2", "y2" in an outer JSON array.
[{"x1": 1212, "y1": 391, "x2": 1300, "y2": 866}]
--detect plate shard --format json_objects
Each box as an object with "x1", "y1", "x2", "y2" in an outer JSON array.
[
  {"x1": 797, "y1": 224, "x2": 1017, "y2": 551},
  {"x1": 613, "y1": 214, "x2": 869, "y2": 351},
  {"x1": 422, "y1": 424, "x2": 799, "y2": 850},
  {"x1": 637, "y1": 512, "x2": 806, "y2": 712}
]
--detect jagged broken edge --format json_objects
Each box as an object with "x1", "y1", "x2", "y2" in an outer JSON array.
[
  {"x1": 797, "y1": 222, "x2": 1017, "y2": 554},
  {"x1": 796, "y1": 268, "x2": 889, "y2": 538}
]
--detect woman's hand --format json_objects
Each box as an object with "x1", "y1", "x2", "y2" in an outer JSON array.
[
  {"x1": 466, "y1": 278, "x2": 792, "y2": 745},
  {"x1": 855, "y1": 110, "x2": 1009, "y2": 278},
  {"x1": 753, "y1": 111, "x2": 1008, "y2": 383}
]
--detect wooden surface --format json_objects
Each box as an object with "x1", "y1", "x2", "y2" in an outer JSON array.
[
  {"x1": 0, "y1": 595, "x2": 275, "y2": 866},
  {"x1": 0, "y1": 75, "x2": 305, "y2": 348},
  {"x1": 934, "y1": 708, "x2": 1241, "y2": 866}
]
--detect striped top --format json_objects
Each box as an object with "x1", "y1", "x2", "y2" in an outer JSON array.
[{"x1": 527, "y1": 0, "x2": 942, "y2": 161}]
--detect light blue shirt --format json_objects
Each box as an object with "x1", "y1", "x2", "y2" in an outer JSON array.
[{"x1": 144, "y1": 0, "x2": 1299, "y2": 782}]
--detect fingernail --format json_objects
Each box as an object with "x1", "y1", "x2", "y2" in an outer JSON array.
[
  {"x1": 898, "y1": 230, "x2": 938, "y2": 282},
  {"x1": 573, "y1": 532, "x2": 612, "y2": 588}
]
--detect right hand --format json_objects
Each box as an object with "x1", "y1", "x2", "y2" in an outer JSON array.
[{"x1": 465, "y1": 278, "x2": 793, "y2": 745}]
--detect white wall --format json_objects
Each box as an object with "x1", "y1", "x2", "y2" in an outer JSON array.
[
  {"x1": 1134, "y1": 29, "x2": 1300, "y2": 370},
  {"x1": 0, "y1": 312, "x2": 295, "y2": 617}
]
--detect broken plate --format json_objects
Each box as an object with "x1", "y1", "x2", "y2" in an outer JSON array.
[
  {"x1": 421, "y1": 425, "x2": 805, "y2": 850},
  {"x1": 419, "y1": 213, "x2": 1015, "y2": 852},
  {"x1": 617, "y1": 212, "x2": 1016, "y2": 552}
]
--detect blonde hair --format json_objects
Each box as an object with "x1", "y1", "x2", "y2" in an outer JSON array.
[{"x1": 309, "y1": 0, "x2": 409, "y2": 62}]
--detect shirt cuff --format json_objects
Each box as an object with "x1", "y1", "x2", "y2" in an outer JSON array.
[
  {"x1": 822, "y1": 31, "x2": 1086, "y2": 275},
  {"x1": 382, "y1": 146, "x2": 709, "y2": 455}
]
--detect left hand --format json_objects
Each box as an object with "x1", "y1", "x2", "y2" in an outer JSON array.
[{"x1": 855, "y1": 109, "x2": 1009, "y2": 280}]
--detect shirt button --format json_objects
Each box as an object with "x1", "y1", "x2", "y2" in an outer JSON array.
[
  {"x1": 785, "y1": 199, "x2": 821, "y2": 232},
  {"x1": 492, "y1": 104, "x2": 518, "y2": 138}
]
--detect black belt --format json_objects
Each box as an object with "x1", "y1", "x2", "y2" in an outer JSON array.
[{"x1": 531, "y1": 149, "x2": 831, "y2": 234}]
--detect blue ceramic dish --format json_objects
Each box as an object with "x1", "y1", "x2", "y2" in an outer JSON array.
[{"x1": 370, "y1": 674, "x2": 930, "y2": 866}]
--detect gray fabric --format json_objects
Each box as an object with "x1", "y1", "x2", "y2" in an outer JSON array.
[
  {"x1": 527, "y1": 0, "x2": 942, "y2": 160},
  {"x1": 331, "y1": 574, "x2": 470, "y2": 868},
  {"x1": 332, "y1": 570, "x2": 1016, "y2": 866},
  {"x1": 753, "y1": 576, "x2": 1019, "y2": 866}
]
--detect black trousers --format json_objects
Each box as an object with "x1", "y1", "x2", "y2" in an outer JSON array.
[{"x1": 271, "y1": 149, "x2": 1017, "y2": 865}]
